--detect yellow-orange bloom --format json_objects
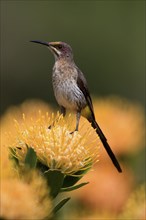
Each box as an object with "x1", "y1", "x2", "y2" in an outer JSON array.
[
  {"x1": 72, "y1": 163, "x2": 134, "y2": 213},
  {"x1": 1, "y1": 99, "x2": 53, "y2": 148},
  {"x1": 6, "y1": 111, "x2": 99, "y2": 176},
  {"x1": 92, "y1": 96, "x2": 145, "y2": 155},
  {"x1": 119, "y1": 184, "x2": 145, "y2": 219},
  {"x1": 0, "y1": 144, "x2": 17, "y2": 180},
  {"x1": 0, "y1": 172, "x2": 52, "y2": 220},
  {"x1": 1, "y1": 103, "x2": 53, "y2": 219}
]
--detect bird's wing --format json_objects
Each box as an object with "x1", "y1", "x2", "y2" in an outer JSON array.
[
  {"x1": 76, "y1": 69, "x2": 95, "y2": 119},
  {"x1": 77, "y1": 68, "x2": 106, "y2": 136},
  {"x1": 76, "y1": 70, "x2": 122, "y2": 173}
]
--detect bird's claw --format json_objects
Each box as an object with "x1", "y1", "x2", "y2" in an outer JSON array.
[
  {"x1": 48, "y1": 125, "x2": 52, "y2": 130},
  {"x1": 70, "y1": 129, "x2": 78, "y2": 135}
]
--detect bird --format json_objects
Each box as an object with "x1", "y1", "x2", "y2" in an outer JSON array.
[{"x1": 30, "y1": 40, "x2": 122, "y2": 173}]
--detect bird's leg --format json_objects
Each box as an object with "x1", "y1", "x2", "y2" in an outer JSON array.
[
  {"x1": 48, "y1": 106, "x2": 66, "y2": 129},
  {"x1": 60, "y1": 106, "x2": 66, "y2": 117},
  {"x1": 70, "y1": 111, "x2": 81, "y2": 134},
  {"x1": 75, "y1": 111, "x2": 81, "y2": 131}
]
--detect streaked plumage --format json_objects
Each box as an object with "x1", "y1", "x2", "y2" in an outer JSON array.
[{"x1": 30, "y1": 40, "x2": 122, "y2": 173}]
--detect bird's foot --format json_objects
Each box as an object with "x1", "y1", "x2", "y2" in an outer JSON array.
[
  {"x1": 70, "y1": 129, "x2": 78, "y2": 135},
  {"x1": 48, "y1": 124, "x2": 52, "y2": 130}
]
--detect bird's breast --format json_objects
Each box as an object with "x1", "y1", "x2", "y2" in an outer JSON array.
[{"x1": 52, "y1": 69, "x2": 86, "y2": 111}]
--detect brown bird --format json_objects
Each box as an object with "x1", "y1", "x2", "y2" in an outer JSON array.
[{"x1": 30, "y1": 40, "x2": 122, "y2": 173}]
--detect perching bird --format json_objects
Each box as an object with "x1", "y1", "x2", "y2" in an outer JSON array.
[{"x1": 30, "y1": 40, "x2": 122, "y2": 173}]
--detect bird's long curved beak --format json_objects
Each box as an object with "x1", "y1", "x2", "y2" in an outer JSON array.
[
  {"x1": 30, "y1": 40, "x2": 60, "y2": 57},
  {"x1": 30, "y1": 40, "x2": 49, "y2": 47}
]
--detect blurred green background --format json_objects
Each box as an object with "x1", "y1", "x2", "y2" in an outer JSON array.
[
  {"x1": 0, "y1": 0, "x2": 145, "y2": 114},
  {"x1": 0, "y1": 1, "x2": 145, "y2": 218}
]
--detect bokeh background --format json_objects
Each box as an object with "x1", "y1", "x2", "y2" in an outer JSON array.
[
  {"x1": 1, "y1": 1, "x2": 145, "y2": 219},
  {"x1": 1, "y1": 0, "x2": 145, "y2": 113}
]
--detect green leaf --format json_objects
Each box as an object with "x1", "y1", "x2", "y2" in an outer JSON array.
[
  {"x1": 53, "y1": 197, "x2": 71, "y2": 214},
  {"x1": 62, "y1": 166, "x2": 91, "y2": 188},
  {"x1": 36, "y1": 160, "x2": 49, "y2": 173},
  {"x1": 24, "y1": 147, "x2": 37, "y2": 169},
  {"x1": 44, "y1": 170, "x2": 64, "y2": 198},
  {"x1": 62, "y1": 175, "x2": 81, "y2": 188},
  {"x1": 60, "y1": 182, "x2": 89, "y2": 192}
]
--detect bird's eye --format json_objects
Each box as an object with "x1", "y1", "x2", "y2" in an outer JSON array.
[{"x1": 58, "y1": 45, "x2": 63, "y2": 49}]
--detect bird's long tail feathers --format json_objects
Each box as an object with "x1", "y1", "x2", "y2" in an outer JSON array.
[{"x1": 90, "y1": 119, "x2": 122, "y2": 173}]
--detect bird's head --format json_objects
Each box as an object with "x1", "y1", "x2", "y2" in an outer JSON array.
[{"x1": 30, "y1": 40, "x2": 73, "y2": 61}]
